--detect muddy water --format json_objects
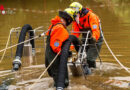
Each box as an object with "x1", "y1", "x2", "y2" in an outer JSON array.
[{"x1": 0, "y1": 0, "x2": 130, "y2": 89}]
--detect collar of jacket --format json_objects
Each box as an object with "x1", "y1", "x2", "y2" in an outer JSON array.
[
  {"x1": 51, "y1": 16, "x2": 66, "y2": 28},
  {"x1": 80, "y1": 8, "x2": 89, "y2": 17}
]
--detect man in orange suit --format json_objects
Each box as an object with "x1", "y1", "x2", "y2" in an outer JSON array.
[
  {"x1": 70, "y1": 2, "x2": 103, "y2": 70},
  {"x1": 45, "y1": 8, "x2": 81, "y2": 90}
]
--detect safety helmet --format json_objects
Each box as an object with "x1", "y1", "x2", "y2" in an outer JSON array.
[
  {"x1": 59, "y1": 8, "x2": 75, "y2": 26},
  {"x1": 69, "y1": 2, "x2": 83, "y2": 12}
]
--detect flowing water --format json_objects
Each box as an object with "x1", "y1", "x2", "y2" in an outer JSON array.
[{"x1": 0, "y1": 0, "x2": 130, "y2": 90}]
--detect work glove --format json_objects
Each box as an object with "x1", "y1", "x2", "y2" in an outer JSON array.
[{"x1": 70, "y1": 45, "x2": 74, "y2": 51}]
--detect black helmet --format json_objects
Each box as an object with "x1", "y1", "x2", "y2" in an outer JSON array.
[{"x1": 59, "y1": 8, "x2": 75, "y2": 26}]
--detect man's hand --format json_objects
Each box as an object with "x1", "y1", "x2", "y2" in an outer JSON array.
[
  {"x1": 68, "y1": 51, "x2": 72, "y2": 57},
  {"x1": 90, "y1": 37, "x2": 96, "y2": 44}
]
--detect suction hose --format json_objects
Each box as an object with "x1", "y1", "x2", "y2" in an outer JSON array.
[
  {"x1": 57, "y1": 35, "x2": 81, "y2": 88},
  {"x1": 13, "y1": 24, "x2": 35, "y2": 71}
]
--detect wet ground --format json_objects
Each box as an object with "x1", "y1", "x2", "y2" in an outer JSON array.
[
  {"x1": 0, "y1": 62, "x2": 129, "y2": 90},
  {"x1": 0, "y1": 0, "x2": 130, "y2": 90}
]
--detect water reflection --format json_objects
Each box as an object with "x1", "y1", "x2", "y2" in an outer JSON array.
[
  {"x1": 0, "y1": 0, "x2": 130, "y2": 89},
  {"x1": 0, "y1": 0, "x2": 130, "y2": 70}
]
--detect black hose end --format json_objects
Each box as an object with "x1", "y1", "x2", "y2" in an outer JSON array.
[
  {"x1": 12, "y1": 60, "x2": 21, "y2": 71},
  {"x1": 13, "y1": 63, "x2": 20, "y2": 71}
]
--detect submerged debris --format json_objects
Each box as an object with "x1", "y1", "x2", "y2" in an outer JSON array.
[
  {"x1": 0, "y1": 78, "x2": 14, "y2": 90},
  {"x1": 105, "y1": 76, "x2": 130, "y2": 88}
]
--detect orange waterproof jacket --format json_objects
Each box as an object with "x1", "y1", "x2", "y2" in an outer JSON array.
[
  {"x1": 46, "y1": 16, "x2": 69, "y2": 53},
  {"x1": 71, "y1": 8, "x2": 100, "y2": 41}
]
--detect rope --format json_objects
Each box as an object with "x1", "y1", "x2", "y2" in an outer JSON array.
[
  {"x1": 0, "y1": 27, "x2": 21, "y2": 63},
  {"x1": 0, "y1": 28, "x2": 13, "y2": 63},
  {"x1": 23, "y1": 69, "x2": 44, "y2": 76},
  {"x1": 0, "y1": 69, "x2": 43, "y2": 79},
  {"x1": 28, "y1": 50, "x2": 61, "y2": 90},
  {"x1": 0, "y1": 36, "x2": 38, "y2": 53},
  {"x1": 0, "y1": 71, "x2": 16, "y2": 78},
  {"x1": 0, "y1": 27, "x2": 45, "y2": 80},
  {"x1": 101, "y1": 30, "x2": 130, "y2": 73},
  {"x1": 0, "y1": 26, "x2": 44, "y2": 64},
  {"x1": 0, "y1": 31, "x2": 46, "y2": 54},
  {"x1": 0, "y1": 70, "x2": 12, "y2": 74},
  {"x1": 0, "y1": 26, "x2": 44, "y2": 53}
]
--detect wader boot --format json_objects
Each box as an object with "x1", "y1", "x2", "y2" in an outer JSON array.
[
  {"x1": 45, "y1": 27, "x2": 60, "y2": 87},
  {"x1": 87, "y1": 35, "x2": 103, "y2": 68}
]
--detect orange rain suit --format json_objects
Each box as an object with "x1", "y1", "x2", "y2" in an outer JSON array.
[
  {"x1": 71, "y1": 8, "x2": 100, "y2": 41},
  {"x1": 46, "y1": 16, "x2": 69, "y2": 53}
]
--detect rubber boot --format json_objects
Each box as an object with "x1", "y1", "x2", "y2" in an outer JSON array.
[
  {"x1": 87, "y1": 60, "x2": 96, "y2": 68},
  {"x1": 82, "y1": 64, "x2": 91, "y2": 75}
]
